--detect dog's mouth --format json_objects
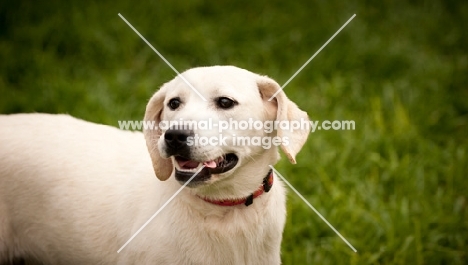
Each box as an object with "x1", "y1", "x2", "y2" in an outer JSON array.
[{"x1": 174, "y1": 153, "x2": 238, "y2": 184}]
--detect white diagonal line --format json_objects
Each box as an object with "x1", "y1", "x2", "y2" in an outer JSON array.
[
  {"x1": 117, "y1": 165, "x2": 206, "y2": 253},
  {"x1": 269, "y1": 165, "x2": 357, "y2": 252},
  {"x1": 268, "y1": 14, "x2": 356, "y2": 101},
  {"x1": 118, "y1": 13, "x2": 207, "y2": 101}
]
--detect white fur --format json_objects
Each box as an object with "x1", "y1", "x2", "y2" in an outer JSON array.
[{"x1": 0, "y1": 66, "x2": 309, "y2": 264}]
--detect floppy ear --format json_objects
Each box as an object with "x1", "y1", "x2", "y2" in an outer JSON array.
[
  {"x1": 257, "y1": 75, "x2": 310, "y2": 164},
  {"x1": 143, "y1": 86, "x2": 174, "y2": 181}
]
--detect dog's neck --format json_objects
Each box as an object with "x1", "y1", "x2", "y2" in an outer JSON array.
[{"x1": 198, "y1": 169, "x2": 273, "y2": 207}]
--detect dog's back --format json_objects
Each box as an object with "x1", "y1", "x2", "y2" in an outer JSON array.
[{"x1": 0, "y1": 114, "x2": 157, "y2": 264}]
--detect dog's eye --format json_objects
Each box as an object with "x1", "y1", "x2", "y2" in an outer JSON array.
[
  {"x1": 216, "y1": 97, "x2": 237, "y2": 109},
  {"x1": 168, "y1": 98, "x2": 181, "y2": 110}
]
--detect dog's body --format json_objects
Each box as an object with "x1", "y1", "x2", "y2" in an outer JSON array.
[{"x1": 0, "y1": 66, "x2": 308, "y2": 264}]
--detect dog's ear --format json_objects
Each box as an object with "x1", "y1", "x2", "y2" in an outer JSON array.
[
  {"x1": 257, "y1": 75, "x2": 310, "y2": 164},
  {"x1": 143, "y1": 86, "x2": 173, "y2": 181}
]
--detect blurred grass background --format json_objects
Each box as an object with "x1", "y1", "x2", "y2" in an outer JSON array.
[{"x1": 1, "y1": 0, "x2": 467, "y2": 264}]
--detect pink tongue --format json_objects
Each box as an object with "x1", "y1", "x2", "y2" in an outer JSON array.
[
  {"x1": 203, "y1": 160, "x2": 217, "y2": 168},
  {"x1": 178, "y1": 160, "x2": 200, "y2": 169},
  {"x1": 178, "y1": 160, "x2": 217, "y2": 169}
]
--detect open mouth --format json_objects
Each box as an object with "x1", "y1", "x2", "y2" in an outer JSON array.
[{"x1": 174, "y1": 153, "x2": 238, "y2": 184}]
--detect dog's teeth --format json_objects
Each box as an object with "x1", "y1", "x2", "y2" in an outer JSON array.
[
  {"x1": 215, "y1": 156, "x2": 224, "y2": 167},
  {"x1": 175, "y1": 160, "x2": 203, "y2": 172}
]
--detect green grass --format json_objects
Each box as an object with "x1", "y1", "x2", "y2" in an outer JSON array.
[{"x1": 1, "y1": 0, "x2": 467, "y2": 264}]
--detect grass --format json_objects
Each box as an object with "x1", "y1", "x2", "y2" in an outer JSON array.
[{"x1": 1, "y1": 0, "x2": 467, "y2": 264}]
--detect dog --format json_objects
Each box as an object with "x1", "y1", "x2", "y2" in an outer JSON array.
[{"x1": 0, "y1": 66, "x2": 309, "y2": 264}]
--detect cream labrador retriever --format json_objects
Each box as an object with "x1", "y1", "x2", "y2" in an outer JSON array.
[{"x1": 0, "y1": 66, "x2": 309, "y2": 265}]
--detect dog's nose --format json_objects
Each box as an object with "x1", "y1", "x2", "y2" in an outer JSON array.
[{"x1": 164, "y1": 128, "x2": 194, "y2": 150}]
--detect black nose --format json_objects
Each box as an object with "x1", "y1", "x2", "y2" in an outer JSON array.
[{"x1": 164, "y1": 127, "x2": 194, "y2": 156}]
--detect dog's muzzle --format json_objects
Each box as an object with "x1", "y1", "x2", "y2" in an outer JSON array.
[{"x1": 163, "y1": 128, "x2": 239, "y2": 185}]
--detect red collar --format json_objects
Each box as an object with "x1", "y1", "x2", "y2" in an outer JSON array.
[{"x1": 199, "y1": 170, "x2": 274, "y2": 207}]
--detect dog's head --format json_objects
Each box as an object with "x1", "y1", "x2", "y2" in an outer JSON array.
[{"x1": 143, "y1": 66, "x2": 309, "y2": 192}]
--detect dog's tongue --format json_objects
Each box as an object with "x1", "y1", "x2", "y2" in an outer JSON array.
[
  {"x1": 178, "y1": 159, "x2": 216, "y2": 169},
  {"x1": 178, "y1": 160, "x2": 199, "y2": 169},
  {"x1": 203, "y1": 160, "x2": 217, "y2": 168}
]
